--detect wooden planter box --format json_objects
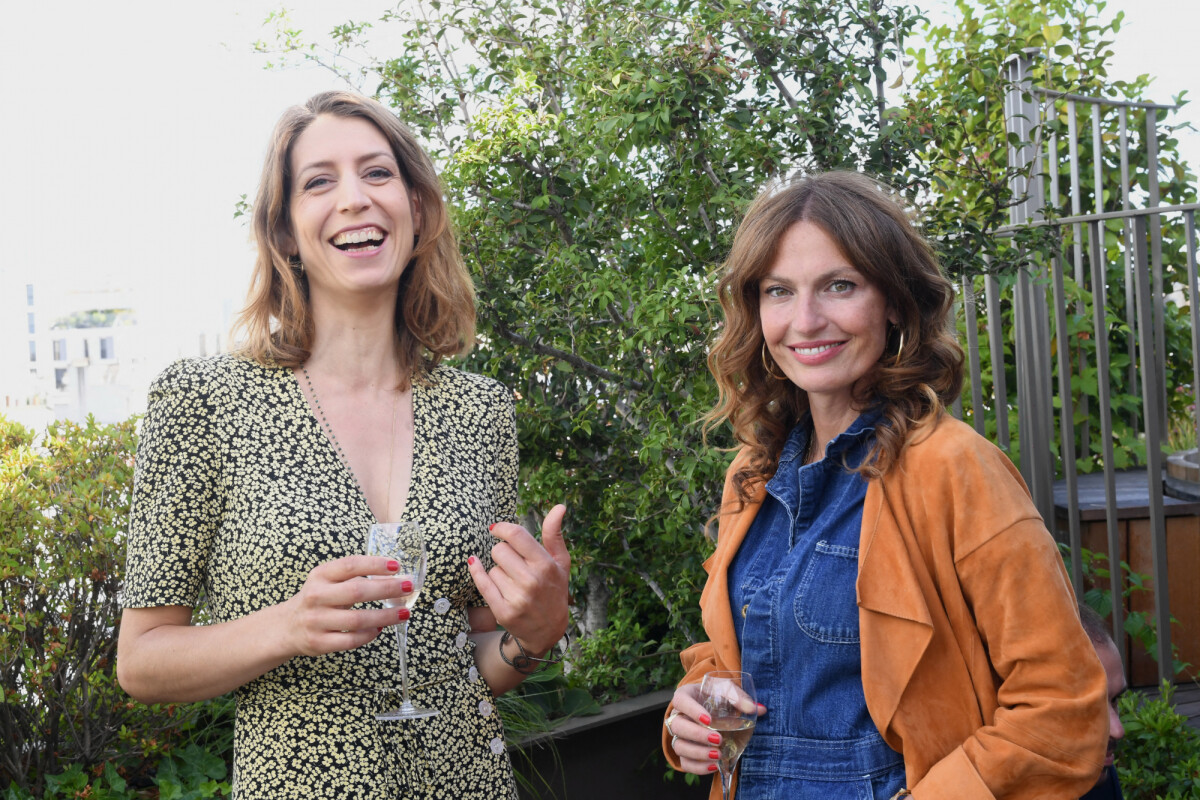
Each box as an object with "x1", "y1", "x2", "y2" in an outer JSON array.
[
  {"x1": 1054, "y1": 470, "x2": 1200, "y2": 687},
  {"x1": 512, "y1": 689, "x2": 708, "y2": 800}
]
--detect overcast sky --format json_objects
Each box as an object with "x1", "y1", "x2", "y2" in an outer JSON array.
[{"x1": 0, "y1": 0, "x2": 1195, "y2": 359}]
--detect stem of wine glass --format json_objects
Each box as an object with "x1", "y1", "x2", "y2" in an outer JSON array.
[
  {"x1": 718, "y1": 763, "x2": 733, "y2": 800},
  {"x1": 395, "y1": 620, "x2": 413, "y2": 710}
]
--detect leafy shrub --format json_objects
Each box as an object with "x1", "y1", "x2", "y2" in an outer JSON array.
[
  {"x1": 1117, "y1": 682, "x2": 1200, "y2": 800},
  {"x1": 0, "y1": 416, "x2": 225, "y2": 796}
]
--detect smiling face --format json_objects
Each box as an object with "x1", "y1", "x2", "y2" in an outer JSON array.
[
  {"x1": 287, "y1": 114, "x2": 420, "y2": 298},
  {"x1": 759, "y1": 221, "x2": 895, "y2": 425}
]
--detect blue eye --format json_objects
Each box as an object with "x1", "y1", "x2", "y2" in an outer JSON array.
[
  {"x1": 366, "y1": 167, "x2": 395, "y2": 180},
  {"x1": 302, "y1": 177, "x2": 330, "y2": 191}
]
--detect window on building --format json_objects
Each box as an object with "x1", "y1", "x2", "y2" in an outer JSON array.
[
  {"x1": 26, "y1": 284, "x2": 34, "y2": 306},
  {"x1": 53, "y1": 339, "x2": 67, "y2": 361},
  {"x1": 55, "y1": 368, "x2": 67, "y2": 390},
  {"x1": 27, "y1": 313, "x2": 35, "y2": 334},
  {"x1": 28, "y1": 340, "x2": 36, "y2": 362},
  {"x1": 83, "y1": 339, "x2": 90, "y2": 359},
  {"x1": 100, "y1": 336, "x2": 115, "y2": 359}
]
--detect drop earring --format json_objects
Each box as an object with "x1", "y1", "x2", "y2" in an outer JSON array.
[{"x1": 761, "y1": 342, "x2": 787, "y2": 381}]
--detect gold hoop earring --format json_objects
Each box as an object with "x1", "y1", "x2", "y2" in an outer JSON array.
[
  {"x1": 761, "y1": 342, "x2": 787, "y2": 381},
  {"x1": 893, "y1": 328, "x2": 906, "y2": 366},
  {"x1": 289, "y1": 256, "x2": 305, "y2": 275}
]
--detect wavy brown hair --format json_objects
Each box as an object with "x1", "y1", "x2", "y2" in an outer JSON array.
[
  {"x1": 706, "y1": 171, "x2": 964, "y2": 502},
  {"x1": 233, "y1": 91, "x2": 475, "y2": 388}
]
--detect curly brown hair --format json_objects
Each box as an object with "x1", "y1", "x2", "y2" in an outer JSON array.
[
  {"x1": 706, "y1": 171, "x2": 964, "y2": 502},
  {"x1": 233, "y1": 91, "x2": 475, "y2": 389}
]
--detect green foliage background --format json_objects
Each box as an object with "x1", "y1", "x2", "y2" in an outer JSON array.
[{"x1": 4, "y1": 0, "x2": 1199, "y2": 794}]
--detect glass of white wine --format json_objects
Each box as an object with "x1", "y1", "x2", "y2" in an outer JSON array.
[
  {"x1": 699, "y1": 670, "x2": 757, "y2": 800},
  {"x1": 366, "y1": 521, "x2": 437, "y2": 720}
]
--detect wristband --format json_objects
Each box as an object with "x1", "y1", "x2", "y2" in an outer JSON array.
[{"x1": 498, "y1": 630, "x2": 569, "y2": 675}]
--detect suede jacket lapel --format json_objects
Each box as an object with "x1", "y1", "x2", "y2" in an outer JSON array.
[
  {"x1": 856, "y1": 474, "x2": 935, "y2": 745},
  {"x1": 699, "y1": 473, "x2": 766, "y2": 674}
]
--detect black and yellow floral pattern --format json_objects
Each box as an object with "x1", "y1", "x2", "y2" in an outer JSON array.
[{"x1": 125, "y1": 354, "x2": 520, "y2": 799}]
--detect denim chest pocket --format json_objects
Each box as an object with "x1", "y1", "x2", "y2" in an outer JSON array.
[{"x1": 793, "y1": 540, "x2": 860, "y2": 644}]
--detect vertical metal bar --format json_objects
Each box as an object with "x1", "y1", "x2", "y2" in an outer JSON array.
[
  {"x1": 963, "y1": 274, "x2": 986, "y2": 435},
  {"x1": 1068, "y1": 101, "x2": 1085, "y2": 285},
  {"x1": 1088, "y1": 219, "x2": 1124, "y2": 651},
  {"x1": 1092, "y1": 102, "x2": 1104, "y2": 215},
  {"x1": 1052, "y1": 241, "x2": 1082, "y2": 586},
  {"x1": 1188, "y1": 211, "x2": 1200, "y2": 448},
  {"x1": 986, "y1": 271, "x2": 1010, "y2": 449},
  {"x1": 1132, "y1": 215, "x2": 1173, "y2": 682},
  {"x1": 1146, "y1": 110, "x2": 1168, "y2": 429},
  {"x1": 1068, "y1": 100, "x2": 1091, "y2": 460},
  {"x1": 950, "y1": 292, "x2": 964, "y2": 421},
  {"x1": 1120, "y1": 107, "x2": 1139, "y2": 433}
]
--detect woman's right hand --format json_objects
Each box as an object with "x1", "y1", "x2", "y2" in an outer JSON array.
[
  {"x1": 668, "y1": 684, "x2": 724, "y2": 775},
  {"x1": 282, "y1": 555, "x2": 418, "y2": 657},
  {"x1": 118, "y1": 555, "x2": 417, "y2": 704}
]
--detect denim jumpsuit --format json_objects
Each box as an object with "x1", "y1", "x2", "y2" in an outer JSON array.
[{"x1": 727, "y1": 412, "x2": 905, "y2": 800}]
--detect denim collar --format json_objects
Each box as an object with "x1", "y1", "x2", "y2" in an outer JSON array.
[{"x1": 776, "y1": 407, "x2": 883, "y2": 469}]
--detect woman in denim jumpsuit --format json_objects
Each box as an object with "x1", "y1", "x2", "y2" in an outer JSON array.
[{"x1": 663, "y1": 172, "x2": 1107, "y2": 799}]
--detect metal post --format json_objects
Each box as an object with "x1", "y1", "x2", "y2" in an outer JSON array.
[
  {"x1": 1133, "y1": 216, "x2": 1173, "y2": 682},
  {"x1": 1087, "y1": 220, "x2": 1124, "y2": 651}
]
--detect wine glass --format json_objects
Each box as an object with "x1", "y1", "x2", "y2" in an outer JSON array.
[
  {"x1": 699, "y1": 670, "x2": 757, "y2": 800},
  {"x1": 366, "y1": 521, "x2": 437, "y2": 720}
]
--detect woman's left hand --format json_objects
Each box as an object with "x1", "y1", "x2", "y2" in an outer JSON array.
[{"x1": 467, "y1": 504, "x2": 570, "y2": 656}]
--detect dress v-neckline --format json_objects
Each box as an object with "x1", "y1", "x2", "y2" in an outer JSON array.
[{"x1": 289, "y1": 367, "x2": 422, "y2": 524}]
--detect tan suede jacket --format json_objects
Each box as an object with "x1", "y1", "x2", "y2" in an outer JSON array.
[{"x1": 665, "y1": 417, "x2": 1108, "y2": 799}]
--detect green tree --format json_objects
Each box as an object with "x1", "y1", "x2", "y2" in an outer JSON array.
[{"x1": 260, "y1": 0, "x2": 926, "y2": 699}]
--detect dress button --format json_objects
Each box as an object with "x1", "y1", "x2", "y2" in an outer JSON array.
[
  {"x1": 489, "y1": 737, "x2": 505, "y2": 755},
  {"x1": 434, "y1": 598, "x2": 451, "y2": 615},
  {"x1": 478, "y1": 700, "x2": 494, "y2": 717},
  {"x1": 455, "y1": 632, "x2": 468, "y2": 649},
  {"x1": 468, "y1": 666, "x2": 480, "y2": 683}
]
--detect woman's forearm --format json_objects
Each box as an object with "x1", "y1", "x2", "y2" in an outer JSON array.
[
  {"x1": 469, "y1": 630, "x2": 557, "y2": 696},
  {"x1": 116, "y1": 603, "x2": 298, "y2": 703}
]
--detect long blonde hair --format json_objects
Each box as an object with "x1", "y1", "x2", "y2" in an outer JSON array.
[
  {"x1": 234, "y1": 91, "x2": 475, "y2": 388},
  {"x1": 706, "y1": 171, "x2": 964, "y2": 502}
]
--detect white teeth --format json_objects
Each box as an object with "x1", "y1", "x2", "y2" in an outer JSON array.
[
  {"x1": 794, "y1": 343, "x2": 839, "y2": 355},
  {"x1": 332, "y1": 228, "x2": 385, "y2": 247}
]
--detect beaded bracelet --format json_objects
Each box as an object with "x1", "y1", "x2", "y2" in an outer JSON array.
[{"x1": 498, "y1": 630, "x2": 570, "y2": 675}]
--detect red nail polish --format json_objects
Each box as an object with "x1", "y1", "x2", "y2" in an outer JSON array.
[
  {"x1": 401, "y1": 579, "x2": 414, "y2": 593},
  {"x1": 377, "y1": 627, "x2": 384, "y2": 633},
  {"x1": 488, "y1": 523, "x2": 496, "y2": 532},
  {"x1": 397, "y1": 608, "x2": 411, "y2": 621},
  {"x1": 698, "y1": 713, "x2": 712, "y2": 726},
  {"x1": 467, "y1": 555, "x2": 477, "y2": 566},
  {"x1": 386, "y1": 560, "x2": 400, "y2": 572},
  {"x1": 707, "y1": 764, "x2": 718, "y2": 773},
  {"x1": 707, "y1": 732, "x2": 721, "y2": 745},
  {"x1": 708, "y1": 749, "x2": 720, "y2": 760},
  {"x1": 757, "y1": 703, "x2": 767, "y2": 712}
]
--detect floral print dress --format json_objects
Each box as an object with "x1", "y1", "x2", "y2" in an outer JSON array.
[{"x1": 124, "y1": 354, "x2": 520, "y2": 799}]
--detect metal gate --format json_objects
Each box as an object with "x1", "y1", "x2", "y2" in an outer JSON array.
[{"x1": 957, "y1": 51, "x2": 1199, "y2": 683}]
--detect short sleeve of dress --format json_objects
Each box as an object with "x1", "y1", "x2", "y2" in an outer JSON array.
[{"x1": 124, "y1": 359, "x2": 226, "y2": 610}]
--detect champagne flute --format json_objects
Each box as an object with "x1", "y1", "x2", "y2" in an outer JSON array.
[
  {"x1": 367, "y1": 521, "x2": 437, "y2": 720},
  {"x1": 699, "y1": 670, "x2": 756, "y2": 800}
]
